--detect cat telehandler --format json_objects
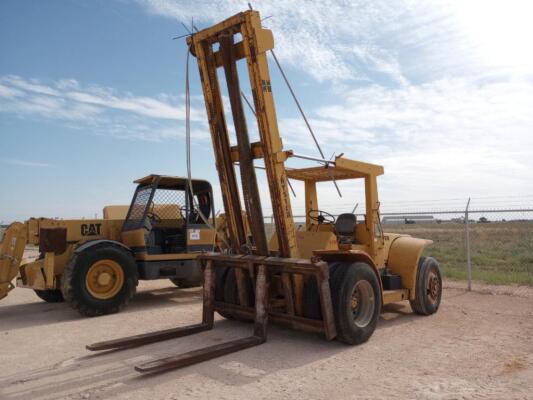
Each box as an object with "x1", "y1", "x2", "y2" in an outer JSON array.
[
  {"x1": 86, "y1": 9, "x2": 443, "y2": 374},
  {"x1": 0, "y1": 175, "x2": 217, "y2": 316}
]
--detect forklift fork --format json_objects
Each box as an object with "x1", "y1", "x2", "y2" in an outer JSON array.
[
  {"x1": 87, "y1": 254, "x2": 336, "y2": 374},
  {"x1": 87, "y1": 260, "x2": 269, "y2": 374}
]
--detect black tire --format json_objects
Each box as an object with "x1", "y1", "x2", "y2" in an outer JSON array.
[
  {"x1": 34, "y1": 289, "x2": 64, "y2": 303},
  {"x1": 223, "y1": 269, "x2": 255, "y2": 322},
  {"x1": 215, "y1": 266, "x2": 229, "y2": 302},
  {"x1": 409, "y1": 256, "x2": 442, "y2": 315},
  {"x1": 169, "y1": 277, "x2": 202, "y2": 288},
  {"x1": 61, "y1": 243, "x2": 138, "y2": 317},
  {"x1": 330, "y1": 262, "x2": 382, "y2": 345},
  {"x1": 214, "y1": 266, "x2": 233, "y2": 320},
  {"x1": 303, "y1": 262, "x2": 343, "y2": 320}
]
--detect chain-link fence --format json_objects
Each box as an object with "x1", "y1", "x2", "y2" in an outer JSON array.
[
  {"x1": 123, "y1": 186, "x2": 187, "y2": 231},
  {"x1": 263, "y1": 200, "x2": 533, "y2": 288}
]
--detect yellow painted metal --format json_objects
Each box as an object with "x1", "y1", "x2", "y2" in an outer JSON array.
[
  {"x1": 134, "y1": 174, "x2": 212, "y2": 189},
  {"x1": 85, "y1": 259, "x2": 124, "y2": 300},
  {"x1": 304, "y1": 181, "x2": 318, "y2": 228},
  {"x1": 382, "y1": 289, "x2": 409, "y2": 305},
  {"x1": 0, "y1": 222, "x2": 27, "y2": 299},
  {"x1": 103, "y1": 205, "x2": 130, "y2": 220},
  {"x1": 387, "y1": 236, "x2": 433, "y2": 300},
  {"x1": 241, "y1": 12, "x2": 298, "y2": 258},
  {"x1": 186, "y1": 227, "x2": 215, "y2": 246},
  {"x1": 188, "y1": 10, "x2": 298, "y2": 258},
  {"x1": 1, "y1": 172, "x2": 219, "y2": 303},
  {"x1": 17, "y1": 259, "x2": 46, "y2": 290},
  {"x1": 44, "y1": 252, "x2": 55, "y2": 289},
  {"x1": 268, "y1": 230, "x2": 338, "y2": 259},
  {"x1": 121, "y1": 228, "x2": 145, "y2": 248},
  {"x1": 192, "y1": 31, "x2": 247, "y2": 252},
  {"x1": 296, "y1": 231, "x2": 338, "y2": 259},
  {"x1": 286, "y1": 156, "x2": 384, "y2": 182},
  {"x1": 182, "y1": 9, "x2": 438, "y2": 316}
]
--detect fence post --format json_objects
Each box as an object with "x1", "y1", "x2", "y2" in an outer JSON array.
[{"x1": 465, "y1": 197, "x2": 472, "y2": 291}]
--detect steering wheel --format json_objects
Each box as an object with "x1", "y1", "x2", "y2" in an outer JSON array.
[
  {"x1": 146, "y1": 204, "x2": 162, "y2": 223},
  {"x1": 308, "y1": 209, "x2": 336, "y2": 224}
]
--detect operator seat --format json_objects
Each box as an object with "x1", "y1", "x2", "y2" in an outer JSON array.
[{"x1": 335, "y1": 213, "x2": 357, "y2": 244}]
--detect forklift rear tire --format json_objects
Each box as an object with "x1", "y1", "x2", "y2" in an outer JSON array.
[
  {"x1": 214, "y1": 266, "x2": 233, "y2": 320},
  {"x1": 61, "y1": 244, "x2": 137, "y2": 317},
  {"x1": 409, "y1": 256, "x2": 442, "y2": 315},
  {"x1": 169, "y1": 277, "x2": 202, "y2": 288},
  {"x1": 34, "y1": 289, "x2": 64, "y2": 303},
  {"x1": 223, "y1": 269, "x2": 255, "y2": 322},
  {"x1": 330, "y1": 262, "x2": 381, "y2": 345}
]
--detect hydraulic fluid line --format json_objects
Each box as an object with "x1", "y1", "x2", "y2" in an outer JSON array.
[
  {"x1": 184, "y1": 44, "x2": 230, "y2": 250},
  {"x1": 269, "y1": 49, "x2": 342, "y2": 198}
]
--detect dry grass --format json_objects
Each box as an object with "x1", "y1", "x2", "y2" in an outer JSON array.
[
  {"x1": 386, "y1": 221, "x2": 533, "y2": 285},
  {"x1": 265, "y1": 221, "x2": 533, "y2": 285}
]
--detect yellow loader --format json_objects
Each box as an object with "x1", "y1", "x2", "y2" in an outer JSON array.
[{"x1": 0, "y1": 174, "x2": 218, "y2": 316}]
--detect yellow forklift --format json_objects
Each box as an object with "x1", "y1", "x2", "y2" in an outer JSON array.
[{"x1": 87, "y1": 9, "x2": 442, "y2": 373}]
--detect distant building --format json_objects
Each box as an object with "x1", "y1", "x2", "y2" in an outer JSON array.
[{"x1": 382, "y1": 215, "x2": 436, "y2": 224}]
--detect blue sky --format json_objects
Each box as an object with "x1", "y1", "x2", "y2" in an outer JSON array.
[{"x1": 1, "y1": 0, "x2": 532, "y2": 222}]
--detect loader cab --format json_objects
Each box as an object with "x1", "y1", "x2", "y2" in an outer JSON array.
[{"x1": 121, "y1": 175, "x2": 215, "y2": 258}]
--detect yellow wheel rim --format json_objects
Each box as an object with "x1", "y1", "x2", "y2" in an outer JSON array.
[{"x1": 85, "y1": 259, "x2": 124, "y2": 300}]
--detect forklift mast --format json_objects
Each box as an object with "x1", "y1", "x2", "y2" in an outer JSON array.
[{"x1": 187, "y1": 10, "x2": 297, "y2": 257}]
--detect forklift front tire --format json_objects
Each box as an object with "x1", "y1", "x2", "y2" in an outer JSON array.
[{"x1": 331, "y1": 262, "x2": 381, "y2": 345}]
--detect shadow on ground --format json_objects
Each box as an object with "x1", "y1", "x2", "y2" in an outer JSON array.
[
  {"x1": 0, "y1": 301, "x2": 419, "y2": 400},
  {"x1": 0, "y1": 286, "x2": 203, "y2": 332}
]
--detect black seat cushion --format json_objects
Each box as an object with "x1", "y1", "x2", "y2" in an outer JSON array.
[{"x1": 335, "y1": 213, "x2": 357, "y2": 236}]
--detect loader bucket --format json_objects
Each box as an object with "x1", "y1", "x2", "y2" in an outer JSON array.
[{"x1": 0, "y1": 222, "x2": 26, "y2": 300}]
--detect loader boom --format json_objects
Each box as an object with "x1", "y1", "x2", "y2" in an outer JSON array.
[{"x1": 0, "y1": 223, "x2": 27, "y2": 300}]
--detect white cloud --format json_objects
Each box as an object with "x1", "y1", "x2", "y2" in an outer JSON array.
[
  {"x1": 3, "y1": 0, "x2": 532, "y2": 213},
  {"x1": 138, "y1": 0, "x2": 533, "y2": 84},
  {"x1": 137, "y1": 0, "x2": 410, "y2": 83},
  {"x1": 0, "y1": 75, "x2": 206, "y2": 141},
  {"x1": 136, "y1": 0, "x2": 533, "y2": 204},
  {"x1": 276, "y1": 76, "x2": 533, "y2": 205}
]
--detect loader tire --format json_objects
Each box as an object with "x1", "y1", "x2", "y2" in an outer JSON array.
[
  {"x1": 169, "y1": 277, "x2": 201, "y2": 288},
  {"x1": 409, "y1": 256, "x2": 442, "y2": 315},
  {"x1": 330, "y1": 262, "x2": 381, "y2": 345},
  {"x1": 62, "y1": 244, "x2": 137, "y2": 317},
  {"x1": 34, "y1": 289, "x2": 64, "y2": 303},
  {"x1": 223, "y1": 269, "x2": 255, "y2": 322}
]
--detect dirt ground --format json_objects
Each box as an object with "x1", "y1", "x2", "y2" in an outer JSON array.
[{"x1": 1, "y1": 279, "x2": 532, "y2": 400}]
